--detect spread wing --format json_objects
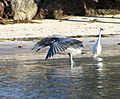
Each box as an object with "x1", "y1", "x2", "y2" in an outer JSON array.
[
  {"x1": 45, "y1": 41, "x2": 68, "y2": 59},
  {"x1": 32, "y1": 37, "x2": 51, "y2": 51},
  {"x1": 45, "y1": 38, "x2": 83, "y2": 59},
  {"x1": 32, "y1": 36, "x2": 83, "y2": 59}
]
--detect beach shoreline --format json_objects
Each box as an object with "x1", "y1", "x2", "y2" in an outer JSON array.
[{"x1": 0, "y1": 16, "x2": 119, "y2": 58}]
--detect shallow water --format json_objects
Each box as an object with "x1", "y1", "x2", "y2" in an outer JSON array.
[{"x1": 0, "y1": 41, "x2": 120, "y2": 99}]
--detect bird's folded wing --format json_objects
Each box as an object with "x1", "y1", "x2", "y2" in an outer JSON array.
[{"x1": 45, "y1": 42, "x2": 67, "y2": 59}]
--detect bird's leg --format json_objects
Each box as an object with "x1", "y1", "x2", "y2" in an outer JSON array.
[{"x1": 68, "y1": 53, "x2": 75, "y2": 68}]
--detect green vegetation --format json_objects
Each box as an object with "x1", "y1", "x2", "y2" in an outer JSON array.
[{"x1": 0, "y1": 37, "x2": 42, "y2": 41}]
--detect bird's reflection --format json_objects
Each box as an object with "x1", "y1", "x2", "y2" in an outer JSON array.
[
  {"x1": 94, "y1": 57, "x2": 103, "y2": 62},
  {"x1": 91, "y1": 59, "x2": 105, "y2": 96},
  {"x1": 93, "y1": 60, "x2": 103, "y2": 72},
  {"x1": 97, "y1": 62, "x2": 103, "y2": 71},
  {"x1": 70, "y1": 66, "x2": 83, "y2": 77}
]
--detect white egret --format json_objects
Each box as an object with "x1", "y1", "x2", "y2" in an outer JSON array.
[{"x1": 92, "y1": 28, "x2": 104, "y2": 61}]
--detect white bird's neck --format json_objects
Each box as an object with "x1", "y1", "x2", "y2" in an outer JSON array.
[{"x1": 96, "y1": 29, "x2": 102, "y2": 44}]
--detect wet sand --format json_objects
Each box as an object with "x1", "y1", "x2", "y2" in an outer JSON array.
[{"x1": 0, "y1": 36, "x2": 119, "y2": 61}]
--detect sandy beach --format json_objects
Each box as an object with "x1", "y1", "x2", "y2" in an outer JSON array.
[{"x1": 0, "y1": 16, "x2": 120, "y2": 39}]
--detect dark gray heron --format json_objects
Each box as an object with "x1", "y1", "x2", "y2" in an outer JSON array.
[{"x1": 33, "y1": 35, "x2": 84, "y2": 68}]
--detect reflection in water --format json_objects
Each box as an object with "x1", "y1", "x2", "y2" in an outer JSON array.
[
  {"x1": 94, "y1": 57, "x2": 103, "y2": 62},
  {"x1": 93, "y1": 61, "x2": 104, "y2": 94},
  {"x1": 70, "y1": 66, "x2": 83, "y2": 77},
  {"x1": 0, "y1": 53, "x2": 120, "y2": 99}
]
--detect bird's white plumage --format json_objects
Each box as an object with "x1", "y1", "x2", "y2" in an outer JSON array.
[
  {"x1": 92, "y1": 42, "x2": 102, "y2": 58},
  {"x1": 65, "y1": 47, "x2": 83, "y2": 68},
  {"x1": 65, "y1": 47, "x2": 82, "y2": 56},
  {"x1": 92, "y1": 28, "x2": 103, "y2": 61}
]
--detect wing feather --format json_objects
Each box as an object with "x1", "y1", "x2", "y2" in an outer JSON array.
[{"x1": 45, "y1": 42, "x2": 68, "y2": 59}]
